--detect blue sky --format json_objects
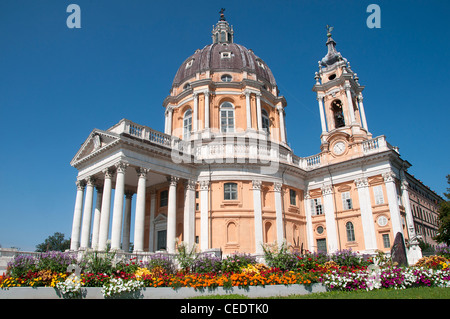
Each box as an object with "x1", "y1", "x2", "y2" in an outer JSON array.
[{"x1": 0, "y1": 0, "x2": 448, "y2": 251}]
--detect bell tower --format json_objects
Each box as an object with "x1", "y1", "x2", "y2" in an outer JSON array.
[{"x1": 313, "y1": 26, "x2": 371, "y2": 155}]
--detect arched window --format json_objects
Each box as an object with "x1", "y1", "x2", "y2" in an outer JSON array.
[
  {"x1": 332, "y1": 99, "x2": 345, "y2": 128},
  {"x1": 220, "y1": 102, "x2": 234, "y2": 133},
  {"x1": 262, "y1": 109, "x2": 270, "y2": 133},
  {"x1": 183, "y1": 109, "x2": 192, "y2": 139},
  {"x1": 346, "y1": 222, "x2": 355, "y2": 242}
]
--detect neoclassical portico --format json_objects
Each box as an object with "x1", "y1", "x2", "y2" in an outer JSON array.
[{"x1": 70, "y1": 159, "x2": 195, "y2": 254}]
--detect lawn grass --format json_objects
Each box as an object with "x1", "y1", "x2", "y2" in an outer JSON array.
[{"x1": 190, "y1": 287, "x2": 450, "y2": 299}]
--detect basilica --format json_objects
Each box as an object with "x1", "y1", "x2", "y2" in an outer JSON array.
[{"x1": 69, "y1": 12, "x2": 441, "y2": 264}]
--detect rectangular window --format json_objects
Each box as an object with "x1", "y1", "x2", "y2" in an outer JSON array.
[
  {"x1": 342, "y1": 192, "x2": 353, "y2": 210},
  {"x1": 160, "y1": 190, "x2": 168, "y2": 207},
  {"x1": 289, "y1": 189, "x2": 297, "y2": 206},
  {"x1": 373, "y1": 185, "x2": 384, "y2": 205},
  {"x1": 224, "y1": 183, "x2": 237, "y2": 200},
  {"x1": 311, "y1": 198, "x2": 323, "y2": 215},
  {"x1": 382, "y1": 234, "x2": 390, "y2": 248}
]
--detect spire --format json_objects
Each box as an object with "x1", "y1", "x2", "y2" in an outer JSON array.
[
  {"x1": 320, "y1": 25, "x2": 345, "y2": 68},
  {"x1": 212, "y1": 9, "x2": 234, "y2": 44}
]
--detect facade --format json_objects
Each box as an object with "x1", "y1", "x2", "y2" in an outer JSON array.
[
  {"x1": 406, "y1": 173, "x2": 442, "y2": 249},
  {"x1": 68, "y1": 13, "x2": 438, "y2": 263}
]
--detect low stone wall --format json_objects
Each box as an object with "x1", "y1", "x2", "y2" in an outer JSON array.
[{"x1": 0, "y1": 283, "x2": 326, "y2": 299}]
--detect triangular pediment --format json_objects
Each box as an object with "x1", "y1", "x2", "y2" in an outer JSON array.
[{"x1": 70, "y1": 130, "x2": 120, "y2": 166}]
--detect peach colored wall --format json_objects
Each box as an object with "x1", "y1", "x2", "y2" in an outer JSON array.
[{"x1": 168, "y1": 75, "x2": 283, "y2": 143}]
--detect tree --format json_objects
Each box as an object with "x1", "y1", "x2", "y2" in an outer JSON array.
[
  {"x1": 35, "y1": 232, "x2": 71, "y2": 252},
  {"x1": 434, "y1": 174, "x2": 450, "y2": 245}
]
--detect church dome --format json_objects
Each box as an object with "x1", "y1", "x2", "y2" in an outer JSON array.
[
  {"x1": 171, "y1": 11, "x2": 277, "y2": 89},
  {"x1": 172, "y1": 43, "x2": 277, "y2": 88}
]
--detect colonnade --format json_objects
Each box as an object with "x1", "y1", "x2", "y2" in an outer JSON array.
[{"x1": 70, "y1": 162, "x2": 195, "y2": 254}]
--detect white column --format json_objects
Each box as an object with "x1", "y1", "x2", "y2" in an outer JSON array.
[
  {"x1": 357, "y1": 94, "x2": 368, "y2": 131},
  {"x1": 277, "y1": 106, "x2": 287, "y2": 143},
  {"x1": 200, "y1": 180, "x2": 209, "y2": 251},
  {"x1": 70, "y1": 180, "x2": 85, "y2": 251},
  {"x1": 303, "y1": 192, "x2": 314, "y2": 252},
  {"x1": 165, "y1": 107, "x2": 173, "y2": 135},
  {"x1": 80, "y1": 176, "x2": 95, "y2": 249},
  {"x1": 400, "y1": 179, "x2": 415, "y2": 240},
  {"x1": 183, "y1": 180, "x2": 196, "y2": 248},
  {"x1": 193, "y1": 92, "x2": 198, "y2": 132},
  {"x1": 383, "y1": 170, "x2": 403, "y2": 236},
  {"x1": 122, "y1": 191, "x2": 133, "y2": 252},
  {"x1": 134, "y1": 167, "x2": 148, "y2": 252},
  {"x1": 273, "y1": 183, "x2": 284, "y2": 247},
  {"x1": 355, "y1": 178, "x2": 377, "y2": 252},
  {"x1": 148, "y1": 190, "x2": 156, "y2": 252},
  {"x1": 256, "y1": 93, "x2": 262, "y2": 131},
  {"x1": 400, "y1": 174, "x2": 422, "y2": 264},
  {"x1": 252, "y1": 180, "x2": 264, "y2": 255},
  {"x1": 317, "y1": 95, "x2": 327, "y2": 133},
  {"x1": 204, "y1": 91, "x2": 210, "y2": 130},
  {"x1": 322, "y1": 184, "x2": 339, "y2": 253},
  {"x1": 345, "y1": 83, "x2": 356, "y2": 124},
  {"x1": 166, "y1": 176, "x2": 179, "y2": 254},
  {"x1": 98, "y1": 168, "x2": 114, "y2": 251},
  {"x1": 245, "y1": 91, "x2": 252, "y2": 129},
  {"x1": 91, "y1": 186, "x2": 103, "y2": 250},
  {"x1": 110, "y1": 162, "x2": 128, "y2": 251}
]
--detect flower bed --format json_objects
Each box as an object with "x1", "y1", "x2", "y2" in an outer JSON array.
[{"x1": 1, "y1": 246, "x2": 449, "y2": 298}]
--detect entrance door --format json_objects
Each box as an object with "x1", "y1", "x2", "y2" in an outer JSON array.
[
  {"x1": 316, "y1": 238, "x2": 327, "y2": 253},
  {"x1": 157, "y1": 230, "x2": 167, "y2": 250}
]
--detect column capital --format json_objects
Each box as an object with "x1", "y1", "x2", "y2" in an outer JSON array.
[
  {"x1": 167, "y1": 176, "x2": 179, "y2": 186},
  {"x1": 382, "y1": 170, "x2": 397, "y2": 183},
  {"x1": 75, "y1": 180, "x2": 86, "y2": 191},
  {"x1": 199, "y1": 180, "x2": 209, "y2": 190},
  {"x1": 102, "y1": 167, "x2": 115, "y2": 179},
  {"x1": 125, "y1": 190, "x2": 134, "y2": 199},
  {"x1": 273, "y1": 182, "x2": 283, "y2": 192},
  {"x1": 184, "y1": 179, "x2": 196, "y2": 191},
  {"x1": 136, "y1": 167, "x2": 150, "y2": 178},
  {"x1": 115, "y1": 162, "x2": 129, "y2": 173},
  {"x1": 401, "y1": 179, "x2": 409, "y2": 190},
  {"x1": 321, "y1": 184, "x2": 333, "y2": 195},
  {"x1": 85, "y1": 176, "x2": 96, "y2": 186},
  {"x1": 252, "y1": 180, "x2": 262, "y2": 190},
  {"x1": 354, "y1": 177, "x2": 369, "y2": 189},
  {"x1": 165, "y1": 105, "x2": 174, "y2": 115}
]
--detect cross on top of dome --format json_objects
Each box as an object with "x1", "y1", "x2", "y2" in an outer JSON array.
[{"x1": 212, "y1": 8, "x2": 233, "y2": 44}]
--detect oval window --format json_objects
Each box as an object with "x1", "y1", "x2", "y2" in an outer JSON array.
[{"x1": 221, "y1": 74, "x2": 232, "y2": 82}]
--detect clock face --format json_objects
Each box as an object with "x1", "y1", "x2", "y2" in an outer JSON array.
[{"x1": 333, "y1": 141, "x2": 346, "y2": 155}]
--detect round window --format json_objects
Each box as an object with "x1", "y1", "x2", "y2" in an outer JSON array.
[
  {"x1": 316, "y1": 226, "x2": 324, "y2": 234},
  {"x1": 221, "y1": 74, "x2": 232, "y2": 82},
  {"x1": 377, "y1": 216, "x2": 388, "y2": 227}
]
